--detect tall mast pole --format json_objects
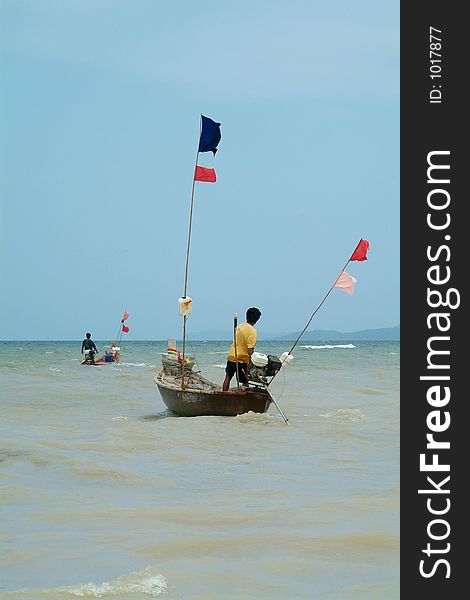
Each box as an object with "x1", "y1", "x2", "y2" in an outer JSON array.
[
  {"x1": 181, "y1": 116, "x2": 202, "y2": 388},
  {"x1": 113, "y1": 313, "x2": 123, "y2": 347},
  {"x1": 286, "y1": 256, "x2": 352, "y2": 356}
]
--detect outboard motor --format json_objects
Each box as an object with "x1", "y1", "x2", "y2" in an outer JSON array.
[
  {"x1": 84, "y1": 349, "x2": 96, "y2": 363},
  {"x1": 248, "y1": 352, "x2": 282, "y2": 383}
]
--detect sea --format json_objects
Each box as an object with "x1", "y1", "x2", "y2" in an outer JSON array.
[{"x1": 0, "y1": 340, "x2": 399, "y2": 599}]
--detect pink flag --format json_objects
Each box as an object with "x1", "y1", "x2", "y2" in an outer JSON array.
[
  {"x1": 350, "y1": 239, "x2": 369, "y2": 262},
  {"x1": 122, "y1": 311, "x2": 129, "y2": 321},
  {"x1": 334, "y1": 271, "x2": 357, "y2": 295}
]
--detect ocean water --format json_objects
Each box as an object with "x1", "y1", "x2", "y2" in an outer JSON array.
[{"x1": 0, "y1": 340, "x2": 399, "y2": 599}]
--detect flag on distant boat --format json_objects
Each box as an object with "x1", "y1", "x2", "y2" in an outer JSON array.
[
  {"x1": 198, "y1": 115, "x2": 221, "y2": 155},
  {"x1": 194, "y1": 165, "x2": 216, "y2": 182},
  {"x1": 121, "y1": 311, "x2": 129, "y2": 323},
  {"x1": 350, "y1": 239, "x2": 369, "y2": 262},
  {"x1": 122, "y1": 324, "x2": 129, "y2": 333},
  {"x1": 334, "y1": 271, "x2": 357, "y2": 294}
]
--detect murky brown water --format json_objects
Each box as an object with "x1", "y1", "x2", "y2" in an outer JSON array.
[{"x1": 1, "y1": 341, "x2": 399, "y2": 598}]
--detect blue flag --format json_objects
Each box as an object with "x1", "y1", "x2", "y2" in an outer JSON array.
[{"x1": 198, "y1": 115, "x2": 221, "y2": 155}]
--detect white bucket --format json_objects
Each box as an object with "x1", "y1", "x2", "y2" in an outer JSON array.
[
  {"x1": 251, "y1": 352, "x2": 269, "y2": 367},
  {"x1": 280, "y1": 351, "x2": 294, "y2": 365},
  {"x1": 178, "y1": 297, "x2": 193, "y2": 316}
]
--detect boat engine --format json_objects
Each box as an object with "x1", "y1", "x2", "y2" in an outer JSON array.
[
  {"x1": 248, "y1": 352, "x2": 282, "y2": 383},
  {"x1": 84, "y1": 349, "x2": 96, "y2": 363}
]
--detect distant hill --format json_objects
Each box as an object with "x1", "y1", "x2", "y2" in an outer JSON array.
[
  {"x1": 267, "y1": 325, "x2": 400, "y2": 341},
  {"x1": 190, "y1": 326, "x2": 400, "y2": 341}
]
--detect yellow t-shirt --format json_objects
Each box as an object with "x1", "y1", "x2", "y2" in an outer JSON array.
[{"x1": 228, "y1": 322, "x2": 257, "y2": 363}]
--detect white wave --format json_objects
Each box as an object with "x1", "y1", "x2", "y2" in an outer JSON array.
[
  {"x1": 49, "y1": 367, "x2": 61, "y2": 372},
  {"x1": 120, "y1": 362, "x2": 155, "y2": 368},
  {"x1": 236, "y1": 411, "x2": 273, "y2": 425},
  {"x1": 207, "y1": 350, "x2": 229, "y2": 354},
  {"x1": 300, "y1": 343, "x2": 356, "y2": 350},
  {"x1": 111, "y1": 416, "x2": 128, "y2": 421},
  {"x1": 13, "y1": 567, "x2": 168, "y2": 597},
  {"x1": 320, "y1": 408, "x2": 367, "y2": 422},
  {"x1": 212, "y1": 364, "x2": 226, "y2": 369}
]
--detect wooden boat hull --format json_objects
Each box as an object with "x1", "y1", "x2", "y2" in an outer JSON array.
[
  {"x1": 81, "y1": 358, "x2": 119, "y2": 365},
  {"x1": 155, "y1": 371, "x2": 271, "y2": 417}
]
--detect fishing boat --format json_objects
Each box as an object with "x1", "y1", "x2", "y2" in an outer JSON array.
[
  {"x1": 82, "y1": 344, "x2": 120, "y2": 366},
  {"x1": 155, "y1": 365, "x2": 272, "y2": 417},
  {"x1": 154, "y1": 115, "x2": 287, "y2": 420},
  {"x1": 81, "y1": 311, "x2": 129, "y2": 366},
  {"x1": 155, "y1": 340, "x2": 277, "y2": 417},
  {"x1": 154, "y1": 115, "x2": 368, "y2": 421}
]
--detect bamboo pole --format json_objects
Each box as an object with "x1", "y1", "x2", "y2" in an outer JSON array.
[
  {"x1": 233, "y1": 313, "x2": 240, "y2": 390},
  {"x1": 113, "y1": 319, "x2": 122, "y2": 347},
  {"x1": 181, "y1": 117, "x2": 202, "y2": 389},
  {"x1": 266, "y1": 387, "x2": 289, "y2": 425},
  {"x1": 267, "y1": 239, "x2": 364, "y2": 388}
]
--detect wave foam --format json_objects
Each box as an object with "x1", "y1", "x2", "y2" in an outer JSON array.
[
  {"x1": 13, "y1": 567, "x2": 167, "y2": 597},
  {"x1": 300, "y1": 343, "x2": 356, "y2": 350},
  {"x1": 236, "y1": 411, "x2": 275, "y2": 425},
  {"x1": 320, "y1": 408, "x2": 367, "y2": 422},
  {"x1": 120, "y1": 362, "x2": 155, "y2": 368}
]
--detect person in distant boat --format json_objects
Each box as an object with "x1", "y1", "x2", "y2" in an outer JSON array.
[
  {"x1": 222, "y1": 307, "x2": 261, "y2": 391},
  {"x1": 103, "y1": 345, "x2": 119, "y2": 362},
  {"x1": 81, "y1": 333, "x2": 98, "y2": 364}
]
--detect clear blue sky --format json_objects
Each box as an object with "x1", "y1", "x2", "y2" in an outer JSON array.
[{"x1": 0, "y1": 0, "x2": 399, "y2": 341}]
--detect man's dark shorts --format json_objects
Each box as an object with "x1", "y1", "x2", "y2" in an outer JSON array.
[{"x1": 225, "y1": 360, "x2": 248, "y2": 384}]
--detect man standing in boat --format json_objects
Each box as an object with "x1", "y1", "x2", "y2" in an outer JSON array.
[
  {"x1": 222, "y1": 307, "x2": 261, "y2": 391},
  {"x1": 81, "y1": 332, "x2": 98, "y2": 364}
]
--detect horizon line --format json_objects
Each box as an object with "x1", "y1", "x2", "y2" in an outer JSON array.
[{"x1": 1, "y1": 338, "x2": 400, "y2": 342}]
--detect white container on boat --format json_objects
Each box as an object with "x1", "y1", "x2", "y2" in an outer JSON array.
[
  {"x1": 251, "y1": 352, "x2": 269, "y2": 367},
  {"x1": 178, "y1": 297, "x2": 193, "y2": 316},
  {"x1": 280, "y1": 351, "x2": 294, "y2": 365}
]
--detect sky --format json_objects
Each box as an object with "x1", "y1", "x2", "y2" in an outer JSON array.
[{"x1": 0, "y1": 0, "x2": 399, "y2": 341}]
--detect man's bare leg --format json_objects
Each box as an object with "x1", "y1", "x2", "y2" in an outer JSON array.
[{"x1": 222, "y1": 373, "x2": 232, "y2": 391}]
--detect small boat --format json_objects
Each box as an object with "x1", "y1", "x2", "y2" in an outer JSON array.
[
  {"x1": 155, "y1": 350, "x2": 272, "y2": 417},
  {"x1": 81, "y1": 346, "x2": 119, "y2": 365},
  {"x1": 81, "y1": 311, "x2": 129, "y2": 366},
  {"x1": 155, "y1": 115, "x2": 280, "y2": 418}
]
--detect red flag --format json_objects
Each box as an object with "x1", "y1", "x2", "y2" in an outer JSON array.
[
  {"x1": 122, "y1": 325, "x2": 129, "y2": 333},
  {"x1": 122, "y1": 311, "x2": 129, "y2": 321},
  {"x1": 194, "y1": 165, "x2": 216, "y2": 183},
  {"x1": 350, "y1": 239, "x2": 369, "y2": 262}
]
